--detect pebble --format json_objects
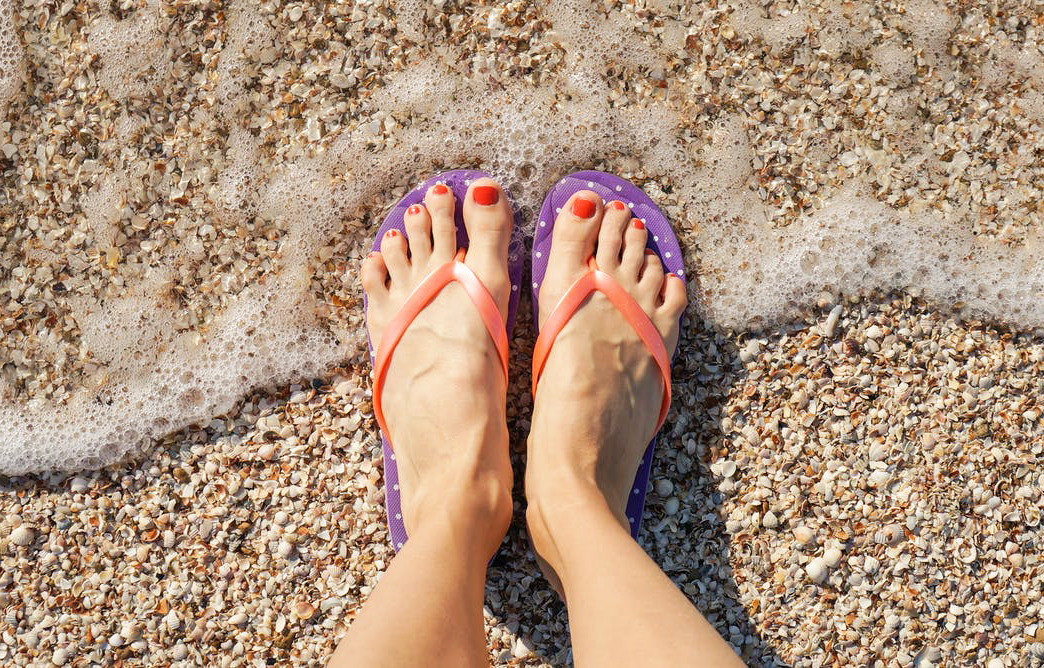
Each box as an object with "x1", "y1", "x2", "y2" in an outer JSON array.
[{"x1": 655, "y1": 479, "x2": 674, "y2": 497}]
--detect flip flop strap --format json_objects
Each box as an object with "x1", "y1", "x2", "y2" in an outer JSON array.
[
  {"x1": 532, "y1": 258, "x2": 672, "y2": 430},
  {"x1": 373, "y1": 249, "x2": 509, "y2": 440}
]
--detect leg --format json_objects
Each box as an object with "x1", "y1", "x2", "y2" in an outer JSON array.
[
  {"x1": 329, "y1": 179, "x2": 516, "y2": 667},
  {"x1": 328, "y1": 480, "x2": 507, "y2": 668},
  {"x1": 525, "y1": 191, "x2": 745, "y2": 667}
]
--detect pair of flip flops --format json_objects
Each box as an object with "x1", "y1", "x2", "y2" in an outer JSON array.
[{"x1": 367, "y1": 170, "x2": 685, "y2": 552}]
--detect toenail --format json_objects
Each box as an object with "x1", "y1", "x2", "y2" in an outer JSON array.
[
  {"x1": 407, "y1": 204, "x2": 422, "y2": 215},
  {"x1": 433, "y1": 184, "x2": 449, "y2": 194},
  {"x1": 473, "y1": 185, "x2": 499, "y2": 205},
  {"x1": 368, "y1": 251, "x2": 379, "y2": 258},
  {"x1": 609, "y1": 200, "x2": 626, "y2": 210},
  {"x1": 645, "y1": 249, "x2": 655, "y2": 255},
  {"x1": 632, "y1": 219, "x2": 645, "y2": 230},
  {"x1": 572, "y1": 198, "x2": 596, "y2": 218},
  {"x1": 386, "y1": 229, "x2": 399, "y2": 238}
]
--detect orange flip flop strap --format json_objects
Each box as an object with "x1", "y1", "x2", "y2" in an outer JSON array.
[
  {"x1": 373, "y1": 249, "x2": 509, "y2": 441},
  {"x1": 532, "y1": 257, "x2": 672, "y2": 430}
]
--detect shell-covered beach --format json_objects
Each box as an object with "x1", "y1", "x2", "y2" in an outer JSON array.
[{"x1": 2, "y1": 0, "x2": 1044, "y2": 666}]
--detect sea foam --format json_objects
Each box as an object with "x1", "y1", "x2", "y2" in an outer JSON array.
[{"x1": 1, "y1": 0, "x2": 1042, "y2": 473}]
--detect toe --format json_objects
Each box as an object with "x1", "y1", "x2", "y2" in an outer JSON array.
[
  {"x1": 546, "y1": 190, "x2": 603, "y2": 273},
  {"x1": 360, "y1": 251, "x2": 389, "y2": 294},
  {"x1": 462, "y1": 178, "x2": 514, "y2": 316},
  {"x1": 424, "y1": 183, "x2": 457, "y2": 261},
  {"x1": 379, "y1": 228, "x2": 410, "y2": 279},
  {"x1": 659, "y1": 273, "x2": 687, "y2": 317},
  {"x1": 655, "y1": 273, "x2": 687, "y2": 353},
  {"x1": 403, "y1": 204, "x2": 432, "y2": 263},
  {"x1": 638, "y1": 251, "x2": 665, "y2": 308},
  {"x1": 596, "y1": 200, "x2": 630, "y2": 269},
  {"x1": 620, "y1": 216, "x2": 649, "y2": 277}
]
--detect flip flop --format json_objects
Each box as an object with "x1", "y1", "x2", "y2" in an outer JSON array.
[
  {"x1": 531, "y1": 170, "x2": 686, "y2": 540},
  {"x1": 366, "y1": 169, "x2": 525, "y2": 552}
]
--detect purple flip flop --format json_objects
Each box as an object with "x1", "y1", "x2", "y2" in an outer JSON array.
[
  {"x1": 367, "y1": 169, "x2": 525, "y2": 552},
  {"x1": 532, "y1": 170, "x2": 686, "y2": 540}
]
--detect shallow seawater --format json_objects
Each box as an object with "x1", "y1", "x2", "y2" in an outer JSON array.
[{"x1": 1, "y1": 0, "x2": 1043, "y2": 473}]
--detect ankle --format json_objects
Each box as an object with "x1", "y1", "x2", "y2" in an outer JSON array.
[
  {"x1": 407, "y1": 464, "x2": 512, "y2": 556},
  {"x1": 525, "y1": 477, "x2": 620, "y2": 567}
]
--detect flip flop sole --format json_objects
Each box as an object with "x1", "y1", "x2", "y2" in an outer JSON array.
[
  {"x1": 532, "y1": 170, "x2": 686, "y2": 540},
  {"x1": 366, "y1": 169, "x2": 525, "y2": 551}
]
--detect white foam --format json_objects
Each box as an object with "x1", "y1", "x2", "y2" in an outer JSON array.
[
  {"x1": 0, "y1": 0, "x2": 24, "y2": 113},
  {"x1": 2, "y1": 0, "x2": 1044, "y2": 473}
]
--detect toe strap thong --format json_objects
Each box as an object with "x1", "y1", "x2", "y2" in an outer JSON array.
[
  {"x1": 531, "y1": 256, "x2": 672, "y2": 431},
  {"x1": 373, "y1": 248, "x2": 509, "y2": 442}
]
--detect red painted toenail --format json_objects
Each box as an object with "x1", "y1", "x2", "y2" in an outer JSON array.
[
  {"x1": 632, "y1": 219, "x2": 645, "y2": 230},
  {"x1": 407, "y1": 204, "x2": 422, "y2": 215},
  {"x1": 385, "y1": 229, "x2": 399, "y2": 237},
  {"x1": 473, "y1": 185, "x2": 499, "y2": 205},
  {"x1": 667, "y1": 272, "x2": 676, "y2": 278},
  {"x1": 433, "y1": 184, "x2": 449, "y2": 194},
  {"x1": 645, "y1": 249, "x2": 655, "y2": 255},
  {"x1": 609, "y1": 200, "x2": 626, "y2": 210},
  {"x1": 572, "y1": 198, "x2": 596, "y2": 218},
  {"x1": 368, "y1": 251, "x2": 379, "y2": 258}
]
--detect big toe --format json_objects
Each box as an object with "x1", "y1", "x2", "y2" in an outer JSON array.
[
  {"x1": 461, "y1": 178, "x2": 514, "y2": 317},
  {"x1": 543, "y1": 190, "x2": 603, "y2": 278}
]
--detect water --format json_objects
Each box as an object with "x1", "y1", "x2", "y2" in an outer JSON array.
[{"x1": 1, "y1": 0, "x2": 1041, "y2": 473}]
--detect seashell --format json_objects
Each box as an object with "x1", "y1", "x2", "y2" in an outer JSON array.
[
  {"x1": 957, "y1": 543, "x2": 978, "y2": 564},
  {"x1": 162, "y1": 530, "x2": 175, "y2": 548},
  {"x1": 10, "y1": 525, "x2": 34, "y2": 546},
  {"x1": 142, "y1": 528, "x2": 159, "y2": 542},
  {"x1": 294, "y1": 600, "x2": 315, "y2": 620},
  {"x1": 805, "y1": 557, "x2": 828, "y2": 583},
  {"x1": 792, "y1": 525, "x2": 815, "y2": 545}
]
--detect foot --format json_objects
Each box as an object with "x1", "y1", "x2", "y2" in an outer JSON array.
[
  {"x1": 525, "y1": 191, "x2": 687, "y2": 588},
  {"x1": 361, "y1": 178, "x2": 515, "y2": 555}
]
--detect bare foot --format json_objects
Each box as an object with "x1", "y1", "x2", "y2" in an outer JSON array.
[
  {"x1": 362, "y1": 178, "x2": 515, "y2": 555},
  {"x1": 525, "y1": 191, "x2": 687, "y2": 587}
]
